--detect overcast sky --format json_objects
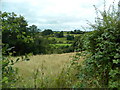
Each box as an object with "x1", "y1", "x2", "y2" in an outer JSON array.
[{"x1": 1, "y1": 0, "x2": 119, "y2": 31}]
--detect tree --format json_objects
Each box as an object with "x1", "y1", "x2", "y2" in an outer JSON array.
[
  {"x1": 2, "y1": 11, "x2": 49, "y2": 55},
  {"x1": 54, "y1": 31, "x2": 64, "y2": 38},
  {"x1": 28, "y1": 25, "x2": 40, "y2": 34},
  {"x1": 59, "y1": 31, "x2": 64, "y2": 37},
  {"x1": 66, "y1": 35, "x2": 74, "y2": 40},
  {"x1": 41, "y1": 29, "x2": 53, "y2": 36},
  {"x1": 2, "y1": 12, "x2": 30, "y2": 55}
]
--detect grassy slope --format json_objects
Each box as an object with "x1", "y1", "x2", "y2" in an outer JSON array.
[
  {"x1": 48, "y1": 33, "x2": 81, "y2": 44},
  {"x1": 50, "y1": 44, "x2": 72, "y2": 47},
  {"x1": 48, "y1": 37, "x2": 67, "y2": 43},
  {"x1": 13, "y1": 52, "x2": 78, "y2": 87}
]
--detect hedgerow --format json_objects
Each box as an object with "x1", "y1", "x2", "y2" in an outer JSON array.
[{"x1": 73, "y1": 2, "x2": 120, "y2": 88}]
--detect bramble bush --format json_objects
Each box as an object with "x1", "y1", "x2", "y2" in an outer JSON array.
[{"x1": 73, "y1": 2, "x2": 120, "y2": 88}]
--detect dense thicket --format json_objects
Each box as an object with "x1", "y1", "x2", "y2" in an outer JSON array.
[{"x1": 73, "y1": 4, "x2": 120, "y2": 88}]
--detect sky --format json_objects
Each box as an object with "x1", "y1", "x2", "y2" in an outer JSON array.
[{"x1": 1, "y1": 0, "x2": 119, "y2": 31}]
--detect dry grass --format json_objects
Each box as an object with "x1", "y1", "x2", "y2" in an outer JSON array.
[{"x1": 13, "y1": 52, "x2": 80, "y2": 87}]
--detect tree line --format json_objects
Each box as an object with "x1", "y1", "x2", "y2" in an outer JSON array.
[{"x1": 1, "y1": 11, "x2": 87, "y2": 56}]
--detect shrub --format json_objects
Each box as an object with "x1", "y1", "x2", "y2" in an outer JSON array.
[
  {"x1": 73, "y1": 1, "x2": 120, "y2": 88},
  {"x1": 2, "y1": 45, "x2": 30, "y2": 88}
]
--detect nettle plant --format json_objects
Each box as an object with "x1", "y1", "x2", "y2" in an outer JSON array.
[{"x1": 75, "y1": 2, "x2": 120, "y2": 88}]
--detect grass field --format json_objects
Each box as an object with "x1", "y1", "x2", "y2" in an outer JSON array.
[
  {"x1": 48, "y1": 37, "x2": 67, "y2": 43},
  {"x1": 64, "y1": 33, "x2": 81, "y2": 37},
  {"x1": 48, "y1": 36, "x2": 74, "y2": 44},
  {"x1": 13, "y1": 52, "x2": 81, "y2": 88},
  {"x1": 50, "y1": 44, "x2": 72, "y2": 47}
]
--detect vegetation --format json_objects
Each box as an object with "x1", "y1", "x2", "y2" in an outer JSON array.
[
  {"x1": 41, "y1": 29, "x2": 53, "y2": 36},
  {"x1": 1, "y1": 1, "x2": 120, "y2": 89},
  {"x1": 71, "y1": 3, "x2": 120, "y2": 88},
  {"x1": 69, "y1": 30, "x2": 85, "y2": 34},
  {"x1": 1, "y1": 12, "x2": 49, "y2": 55},
  {"x1": 1, "y1": 11, "x2": 85, "y2": 55},
  {"x1": 12, "y1": 52, "x2": 76, "y2": 88},
  {"x1": 54, "y1": 31, "x2": 64, "y2": 38}
]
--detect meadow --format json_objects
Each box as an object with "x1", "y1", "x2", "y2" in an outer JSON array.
[
  {"x1": 50, "y1": 44, "x2": 72, "y2": 47},
  {"x1": 2, "y1": 2, "x2": 120, "y2": 88},
  {"x1": 13, "y1": 52, "x2": 82, "y2": 88}
]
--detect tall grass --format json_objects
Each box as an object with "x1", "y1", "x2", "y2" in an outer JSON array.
[{"x1": 13, "y1": 52, "x2": 82, "y2": 88}]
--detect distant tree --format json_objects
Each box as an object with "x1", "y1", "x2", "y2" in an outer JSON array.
[
  {"x1": 42, "y1": 29, "x2": 53, "y2": 36},
  {"x1": 74, "y1": 30, "x2": 77, "y2": 33},
  {"x1": 48, "y1": 38, "x2": 57, "y2": 44},
  {"x1": 54, "y1": 32, "x2": 59, "y2": 38},
  {"x1": 66, "y1": 35, "x2": 74, "y2": 40},
  {"x1": 54, "y1": 31, "x2": 64, "y2": 38},
  {"x1": 29, "y1": 25, "x2": 40, "y2": 33},
  {"x1": 67, "y1": 32, "x2": 70, "y2": 34},
  {"x1": 75, "y1": 30, "x2": 85, "y2": 34},
  {"x1": 70, "y1": 31, "x2": 74, "y2": 34},
  {"x1": 70, "y1": 30, "x2": 85, "y2": 34},
  {"x1": 28, "y1": 25, "x2": 40, "y2": 38},
  {"x1": 59, "y1": 31, "x2": 64, "y2": 37}
]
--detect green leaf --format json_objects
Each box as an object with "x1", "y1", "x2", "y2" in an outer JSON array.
[
  {"x1": 2, "y1": 77, "x2": 8, "y2": 82},
  {"x1": 114, "y1": 53, "x2": 120, "y2": 59},
  {"x1": 22, "y1": 32, "x2": 26, "y2": 34},
  {"x1": 113, "y1": 59, "x2": 119, "y2": 64},
  {"x1": 17, "y1": 35, "x2": 21, "y2": 38}
]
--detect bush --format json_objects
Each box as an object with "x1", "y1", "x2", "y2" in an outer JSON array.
[
  {"x1": 2, "y1": 45, "x2": 30, "y2": 88},
  {"x1": 41, "y1": 29, "x2": 53, "y2": 36},
  {"x1": 66, "y1": 35, "x2": 74, "y2": 40},
  {"x1": 73, "y1": 2, "x2": 120, "y2": 88}
]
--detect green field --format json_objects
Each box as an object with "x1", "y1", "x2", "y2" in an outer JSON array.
[
  {"x1": 48, "y1": 37, "x2": 67, "y2": 43},
  {"x1": 64, "y1": 33, "x2": 81, "y2": 37},
  {"x1": 50, "y1": 43, "x2": 72, "y2": 47},
  {"x1": 48, "y1": 37, "x2": 74, "y2": 44}
]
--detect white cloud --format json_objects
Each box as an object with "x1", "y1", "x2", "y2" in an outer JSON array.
[{"x1": 1, "y1": 0, "x2": 119, "y2": 31}]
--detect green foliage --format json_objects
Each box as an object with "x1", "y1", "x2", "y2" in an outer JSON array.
[
  {"x1": 1, "y1": 1, "x2": 120, "y2": 88},
  {"x1": 48, "y1": 44, "x2": 73, "y2": 54},
  {"x1": 66, "y1": 35, "x2": 74, "y2": 40},
  {"x1": 54, "y1": 31, "x2": 64, "y2": 38},
  {"x1": 70, "y1": 30, "x2": 85, "y2": 34},
  {"x1": 48, "y1": 38, "x2": 57, "y2": 44},
  {"x1": 2, "y1": 44, "x2": 30, "y2": 88},
  {"x1": 72, "y1": 35, "x2": 85, "y2": 52},
  {"x1": 2, "y1": 11, "x2": 29, "y2": 55},
  {"x1": 1, "y1": 11, "x2": 77, "y2": 56},
  {"x1": 2, "y1": 56, "x2": 17, "y2": 88},
  {"x1": 1, "y1": 11, "x2": 49, "y2": 55},
  {"x1": 41, "y1": 29, "x2": 53, "y2": 36},
  {"x1": 73, "y1": 2, "x2": 120, "y2": 88}
]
